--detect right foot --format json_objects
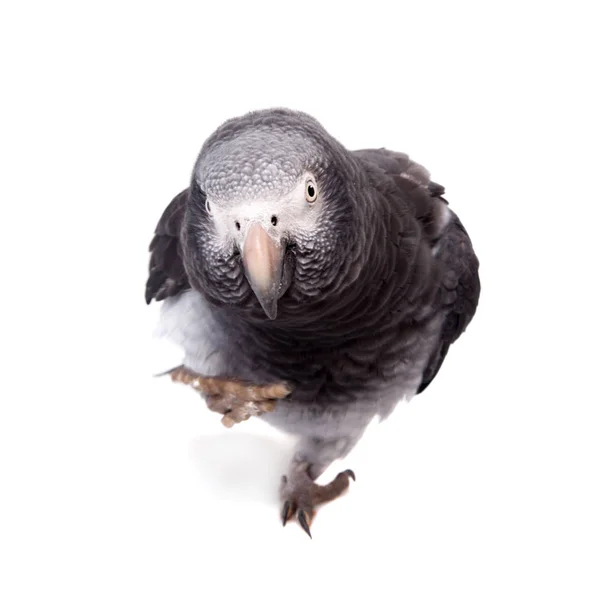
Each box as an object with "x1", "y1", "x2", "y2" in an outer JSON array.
[{"x1": 164, "y1": 365, "x2": 291, "y2": 427}]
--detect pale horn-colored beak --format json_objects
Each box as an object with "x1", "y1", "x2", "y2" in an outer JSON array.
[{"x1": 242, "y1": 222, "x2": 285, "y2": 320}]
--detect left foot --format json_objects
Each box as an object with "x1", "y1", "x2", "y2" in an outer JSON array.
[{"x1": 279, "y1": 462, "x2": 355, "y2": 538}]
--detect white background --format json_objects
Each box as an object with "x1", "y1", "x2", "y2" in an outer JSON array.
[{"x1": 1, "y1": 1, "x2": 599, "y2": 598}]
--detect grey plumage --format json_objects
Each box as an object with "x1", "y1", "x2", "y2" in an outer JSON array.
[{"x1": 146, "y1": 108, "x2": 480, "y2": 532}]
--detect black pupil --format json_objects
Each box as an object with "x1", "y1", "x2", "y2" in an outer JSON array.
[
  {"x1": 307, "y1": 184, "x2": 315, "y2": 197},
  {"x1": 271, "y1": 216, "x2": 278, "y2": 226},
  {"x1": 235, "y1": 221, "x2": 241, "y2": 230}
]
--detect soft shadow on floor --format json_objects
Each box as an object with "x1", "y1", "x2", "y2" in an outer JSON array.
[{"x1": 188, "y1": 432, "x2": 295, "y2": 505}]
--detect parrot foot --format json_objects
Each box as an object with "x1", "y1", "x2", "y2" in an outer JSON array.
[
  {"x1": 279, "y1": 462, "x2": 355, "y2": 538},
  {"x1": 163, "y1": 365, "x2": 291, "y2": 428}
]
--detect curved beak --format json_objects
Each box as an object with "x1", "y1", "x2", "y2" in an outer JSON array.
[{"x1": 242, "y1": 223, "x2": 285, "y2": 320}]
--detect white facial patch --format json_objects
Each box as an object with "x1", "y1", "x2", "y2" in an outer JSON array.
[{"x1": 206, "y1": 173, "x2": 324, "y2": 246}]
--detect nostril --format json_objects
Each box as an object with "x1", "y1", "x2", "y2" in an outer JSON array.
[
  {"x1": 271, "y1": 215, "x2": 278, "y2": 226},
  {"x1": 235, "y1": 221, "x2": 241, "y2": 231}
]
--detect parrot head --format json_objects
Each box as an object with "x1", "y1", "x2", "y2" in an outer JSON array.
[{"x1": 182, "y1": 109, "x2": 364, "y2": 321}]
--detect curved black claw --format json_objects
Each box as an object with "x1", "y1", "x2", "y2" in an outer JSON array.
[
  {"x1": 281, "y1": 501, "x2": 291, "y2": 527},
  {"x1": 345, "y1": 469, "x2": 356, "y2": 482},
  {"x1": 297, "y1": 510, "x2": 312, "y2": 539}
]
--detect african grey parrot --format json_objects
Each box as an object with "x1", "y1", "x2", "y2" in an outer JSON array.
[{"x1": 145, "y1": 108, "x2": 480, "y2": 537}]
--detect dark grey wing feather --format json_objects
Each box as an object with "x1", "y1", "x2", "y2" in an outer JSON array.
[
  {"x1": 352, "y1": 148, "x2": 450, "y2": 246},
  {"x1": 417, "y1": 216, "x2": 480, "y2": 393},
  {"x1": 145, "y1": 188, "x2": 190, "y2": 304},
  {"x1": 352, "y1": 148, "x2": 480, "y2": 394}
]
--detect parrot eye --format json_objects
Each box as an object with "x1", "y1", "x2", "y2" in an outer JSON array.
[
  {"x1": 305, "y1": 180, "x2": 317, "y2": 203},
  {"x1": 205, "y1": 199, "x2": 212, "y2": 214}
]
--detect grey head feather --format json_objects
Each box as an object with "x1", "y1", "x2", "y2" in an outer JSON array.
[
  {"x1": 194, "y1": 108, "x2": 350, "y2": 204},
  {"x1": 182, "y1": 108, "x2": 367, "y2": 319}
]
